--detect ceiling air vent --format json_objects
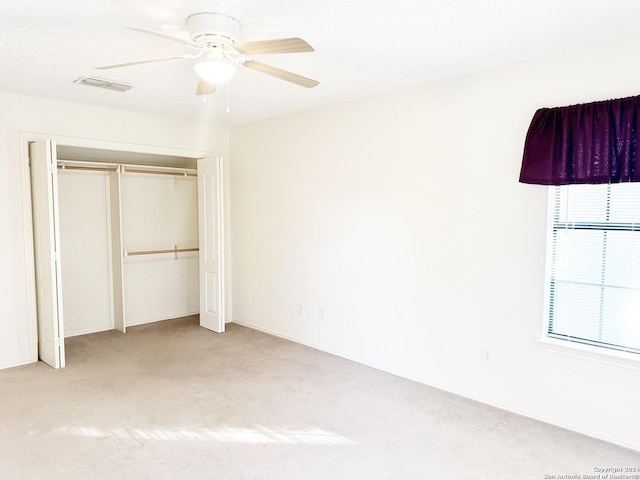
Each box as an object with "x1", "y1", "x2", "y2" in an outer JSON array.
[{"x1": 74, "y1": 76, "x2": 132, "y2": 92}]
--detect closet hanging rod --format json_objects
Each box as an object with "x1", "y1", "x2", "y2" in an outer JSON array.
[
  {"x1": 57, "y1": 164, "x2": 119, "y2": 173},
  {"x1": 124, "y1": 246, "x2": 199, "y2": 260},
  {"x1": 56, "y1": 160, "x2": 196, "y2": 177},
  {"x1": 122, "y1": 167, "x2": 196, "y2": 177}
]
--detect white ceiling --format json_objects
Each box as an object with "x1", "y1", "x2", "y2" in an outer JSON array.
[{"x1": 1, "y1": 0, "x2": 639, "y2": 127}]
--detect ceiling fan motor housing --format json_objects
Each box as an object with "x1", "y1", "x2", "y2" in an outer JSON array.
[{"x1": 187, "y1": 13, "x2": 240, "y2": 47}]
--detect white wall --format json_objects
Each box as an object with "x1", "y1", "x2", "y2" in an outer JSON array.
[
  {"x1": 0, "y1": 91, "x2": 230, "y2": 369},
  {"x1": 121, "y1": 173, "x2": 199, "y2": 325},
  {"x1": 230, "y1": 36, "x2": 640, "y2": 450},
  {"x1": 58, "y1": 170, "x2": 113, "y2": 336}
]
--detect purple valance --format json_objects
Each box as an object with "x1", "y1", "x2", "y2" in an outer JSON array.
[{"x1": 519, "y1": 95, "x2": 640, "y2": 185}]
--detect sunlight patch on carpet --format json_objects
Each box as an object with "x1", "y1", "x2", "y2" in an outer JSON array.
[{"x1": 53, "y1": 424, "x2": 354, "y2": 445}]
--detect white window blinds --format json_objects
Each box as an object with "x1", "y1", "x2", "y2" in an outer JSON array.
[{"x1": 547, "y1": 183, "x2": 640, "y2": 354}]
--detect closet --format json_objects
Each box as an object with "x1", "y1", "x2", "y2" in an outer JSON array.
[
  {"x1": 57, "y1": 159, "x2": 199, "y2": 336},
  {"x1": 28, "y1": 139, "x2": 224, "y2": 369}
]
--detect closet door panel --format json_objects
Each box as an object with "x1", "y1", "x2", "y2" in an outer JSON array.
[
  {"x1": 58, "y1": 170, "x2": 113, "y2": 336},
  {"x1": 121, "y1": 174, "x2": 198, "y2": 325}
]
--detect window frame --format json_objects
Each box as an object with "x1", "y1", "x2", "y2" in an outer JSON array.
[{"x1": 536, "y1": 185, "x2": 640, "y2": 371}]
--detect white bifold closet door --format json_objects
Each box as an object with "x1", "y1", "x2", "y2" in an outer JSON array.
[
  {"x1": 29, "y1": 140, "x2": 65, "y2": 368},
  {"x1": 198, "y1": 157, "x2": 225, "y2": 333}
]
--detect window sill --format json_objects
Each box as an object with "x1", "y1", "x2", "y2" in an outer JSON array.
[{"x1": 533, "y1": 337, "x2": 640, "y2": 371}]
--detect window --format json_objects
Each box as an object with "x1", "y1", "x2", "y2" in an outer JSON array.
[{"x1": 546, "y1": 183, "x2": 640, "y2": 355}]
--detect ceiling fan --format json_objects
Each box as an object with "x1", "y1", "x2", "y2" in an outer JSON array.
[{"x1": 96, "y1": 12, "x2": 319, "y2": 96}]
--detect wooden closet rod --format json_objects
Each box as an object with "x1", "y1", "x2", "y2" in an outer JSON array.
[{"x1": 124, "y1": 246, "x2": 199, "y2": 260}]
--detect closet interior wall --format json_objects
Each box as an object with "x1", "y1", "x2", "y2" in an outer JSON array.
[
  {"x1": 56, "y1": 159, "x2": 198, "y2": 337},
  {"x1": 58, "y1": 168, "x2": 114, "y2": 336},
  {"x1": 120, "y1": 169, "x2": 199, "y2": 326}
]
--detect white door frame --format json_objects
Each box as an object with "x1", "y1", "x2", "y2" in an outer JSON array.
[{"x1": 19, "y1": 132, "x2": 221, "y2": 365}]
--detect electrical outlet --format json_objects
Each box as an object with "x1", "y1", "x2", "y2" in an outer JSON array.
[
  {"x1": 297, "y1": 304, "x2": 305, "y2": 316},
  {"x1": 245, "y1": 292, "x2": 253, "y2": 303},
  {"x1": 481, "y1": 346, "x2": 491, "y2": 364},
  {"x1": 318, "y1": 308, "x2": 325, "y2": 322}
]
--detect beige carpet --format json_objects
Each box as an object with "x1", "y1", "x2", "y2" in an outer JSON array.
[{"x1": 0, "y1": 316, "x2": 638, "y2": 479}]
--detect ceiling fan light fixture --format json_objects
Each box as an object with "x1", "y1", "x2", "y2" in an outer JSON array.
[{"x1": 193, "y1": 57, "x2": 237, "y2": 84}]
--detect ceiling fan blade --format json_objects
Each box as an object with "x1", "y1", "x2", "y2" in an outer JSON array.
[
  {"x1": 95, "y1": 56, "x2": 187, "y2": 70},
  {"x1": 125, "y1": 27, "x2": 200, "y2": 48},
  {"x1": 195, "y1": 79, "x2": 217, "y2": 96},
  {"x1": 243, "y1": 60, "x2": 319, "y2": 88},
  {"x1": 236, "y1": 38, "x2": 314, "y2": 55}
]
